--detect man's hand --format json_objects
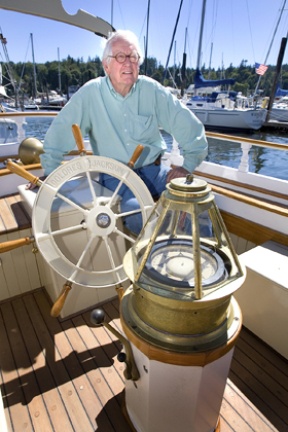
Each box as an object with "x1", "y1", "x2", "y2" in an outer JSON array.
[
  {"x1": 25, "y1": 175, "x2": 47, "y2": 190},
  {"x1": 166, "y1": 165, "x2": 190, "y2": 184}
]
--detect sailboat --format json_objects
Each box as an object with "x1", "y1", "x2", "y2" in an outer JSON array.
[{"x1": 185, "y1": 0, "x2": 267, "y2": 131}]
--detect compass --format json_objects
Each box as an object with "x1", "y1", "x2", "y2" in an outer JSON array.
[
  {"x1": 143, "y1": 239, "x2": 226, "y2": 289},
  {"x1": 122, "y1": 175, "x2": 245, "y2": 348}
]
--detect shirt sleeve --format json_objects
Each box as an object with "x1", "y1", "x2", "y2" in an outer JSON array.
[
  {"x1": 154, "y1": 85, "x2": 208, "y2": 172},
  {"x1": 40, "y1": 88, "x2": 88, "y2": 175}
]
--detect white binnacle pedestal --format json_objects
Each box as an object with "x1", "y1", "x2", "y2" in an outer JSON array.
[
  {"x1": 119, "y1": 176, "x2": 245, "y2": 431},
  {"x1": 124, "y1": 345, "x2": 233, "y2": 432},
  {"x1": 120, "y1": 290, "x2": 242, "y2": 432}
]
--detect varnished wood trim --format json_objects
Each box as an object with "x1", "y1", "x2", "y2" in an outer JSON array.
[
  {"x1": 195, "y1": 170, "x2": 288, "y2": 202},
  {"x1": 0, "y1": 111, "x2": 57, "y2": 118},
  {"x1": 206, "y1": 130, "x2": 288, "y2": 151},
  {"x1": 211, "y1": 184, "x2": 288, "y2": 216},
  {"x1": 221, "y1": 211, "x2": 288, "y2": 246},
  {"x1": 0, "y1": 163, "x2": 42, "y2": 176},
  {"x1": 120, "y1": 316, "x2": 242, "y2": 367},
  {"x1": 121, "y1": 394, "x2": 137, "y2": 432},
  {"x1": 215, "y1": 418, "x2": 221, "y2": 432}
]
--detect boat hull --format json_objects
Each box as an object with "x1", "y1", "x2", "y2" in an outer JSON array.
[
  {"x1": 269, "y1": 107, "x2": 288, "y2": 122},
  {"x1": 186, "y1": 106, "x2": 267, "y2": 131}
]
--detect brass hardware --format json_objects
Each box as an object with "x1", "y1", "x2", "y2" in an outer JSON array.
[
  {"x1": 90, "y1": 308, "x2": 140, "y2": 381},
  {"x1": 18, "y1": 137, "x2": 44, "y2": 165},
  {"x1": 121, "y1": 176, "x2": 245, "y2": 355}
]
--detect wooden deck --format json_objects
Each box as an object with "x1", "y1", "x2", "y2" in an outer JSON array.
[
  {"x1": 1, "y1": 288, "x2": 287, "y2": 432},
  {"x1": 0, "y1": 194, "x2": 31, "y2": 234}
]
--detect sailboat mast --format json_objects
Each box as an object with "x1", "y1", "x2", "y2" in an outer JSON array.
[
  {"x1": 254, "y1": 0, "x2": 287, "y2": 97},
  {"x1": 180, "y1": 27, "x2": 187, "y2": 96},
  {"x1": 163, "y1": 0, "x2": 184, "y2": 81},
  {"x1": 0, "y1": 31, "x2": 19, "y2": 106},
  {"x1": 208, "y1": 42, "x2": 213, "y2": 78},
  {"x1": 111, "y1": 0, "x2": 114, "y2": 27},
  {"x1": 57, "y1": 47, "x2": 61, "y2": 94},
  {"x1": 30, "y1": 33, "x2": 37, "y2": 100},
  {"x1": 144, "y1": 0, "x2": 151, "y2": 75},
  {"x1": 266, "y1": 37, "x2": 287, "y2": 121},
  {"x1": 196, "y1": 0, "x2": 207, "y2": 71}
]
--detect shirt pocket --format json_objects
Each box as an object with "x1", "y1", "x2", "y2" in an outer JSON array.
[{"x1": 129, "y1": 114, "x2": 159, "y2": 143}]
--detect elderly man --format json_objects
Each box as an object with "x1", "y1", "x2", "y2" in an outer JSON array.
[{"x1": 40, "y1": 30, "x2": 208, "y2": 234}]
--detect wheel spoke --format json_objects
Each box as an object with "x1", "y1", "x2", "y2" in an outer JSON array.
[
  {"x1": 106, "y1": 171, "x2": 130, "y2": 209},
  {"x1": 103, "y1": 236, "x2": 116, "y2": 269},
  {"x1": 55, "y1": 191, "x2": 90, "y2": 213},
  {"x1": 86, "y1": 171, "x2": 98, "y2": 204},
  {"x1": 69, "y1": 235, "x2": 95, "y2": 281},
  {"x1": 37, "y1": 222, "x2": 86, "y2": 241},
  {"x1": 103, "y1": 236, "x2": 123, "y2": 283},
  {"x1": 117, "y1": 207, "x2": 143, "y2": 219},
  {"x1": 42, "y1": 182, "x2": 90, "y2": 214},
  {"x1": 116, "y1": 203, "x2": 154, "y2": 221},
  {"x1": 114, "y1": 226, "x2": 136, "y2": 244}
]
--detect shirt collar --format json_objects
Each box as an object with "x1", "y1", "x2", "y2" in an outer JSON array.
[{"x1": 106, "y1": 76, "x2": 137, "y2": 99}]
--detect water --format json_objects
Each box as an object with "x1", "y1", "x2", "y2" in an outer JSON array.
[
  {"x1": 206, "y1": 134, "x2": 288, "y2": 180},
  {"x1": 162, "y1": 129, "x2": 288, "y2": 181},
  {"x1": 2, "y1": 116, "x2": 288, "y2": 181},
  {"x1": 24, "y1": 116, "x2": 54, "y2": 139}
]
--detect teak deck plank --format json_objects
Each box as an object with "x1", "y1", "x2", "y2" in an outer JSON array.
[
  {"x1": 1, "y1": 288, "x2": 287, "y2": 432},
  {"x1": 220, "y1": 380, "x2": 277, "y2": 432},
  {"x1": 0, "y1": 194, "x2": 31, "y2": 234}
]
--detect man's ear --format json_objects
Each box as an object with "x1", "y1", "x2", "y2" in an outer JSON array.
[{"x1": 103, "y1": 61, "x2": 109, "y2": 74}]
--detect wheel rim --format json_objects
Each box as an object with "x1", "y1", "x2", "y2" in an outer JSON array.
[{"x1": 32, "y1": 155, "x2": 155, "y2": 287}]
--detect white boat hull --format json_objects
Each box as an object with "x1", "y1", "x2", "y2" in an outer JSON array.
[
  {"x1": 186, "y1": 105, "x2": 266, "y2": 131},
  {"x1": 269, "y1": 107, "x2": 288, "y2": 122}
]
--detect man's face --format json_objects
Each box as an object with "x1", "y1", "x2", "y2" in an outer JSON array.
[{"x1": 103, "y1": 39, "x2": 140, "y2": 96}]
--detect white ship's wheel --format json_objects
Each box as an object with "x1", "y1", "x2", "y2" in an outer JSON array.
[{"x1": 32, "y1": 155, "x2": 155, "y2": 288}]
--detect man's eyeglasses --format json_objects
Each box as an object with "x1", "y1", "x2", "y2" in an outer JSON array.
[{"x1": 108, "y1": 52, "x2": 140, "y2": 64}]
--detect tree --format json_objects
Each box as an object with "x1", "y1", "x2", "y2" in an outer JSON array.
[{"x1": 3, "y1": 55, "x2": 285, "y2": 100}]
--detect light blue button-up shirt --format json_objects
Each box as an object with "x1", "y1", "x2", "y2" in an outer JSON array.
[{"x1": 41, "y1": 75, "x2": 207, "y2": 175}]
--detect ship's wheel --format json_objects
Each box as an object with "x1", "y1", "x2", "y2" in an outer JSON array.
[{"x1": 32, "y1": 154, "x2": 155, "y2": 288}]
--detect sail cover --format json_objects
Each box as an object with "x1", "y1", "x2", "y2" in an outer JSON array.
[
  {"x1": 275, "y1": 84, "x2": 288, "y2": 97},
  {"x1": 194, "y1": 69, "x2": 235, "y2": 89}
]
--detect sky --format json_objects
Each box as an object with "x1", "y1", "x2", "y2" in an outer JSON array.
[{"x1": 0, "y1": 0, "x2": 288, "y2": 71}]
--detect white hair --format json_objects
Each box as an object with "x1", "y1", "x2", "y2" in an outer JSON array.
[{"x1": 102, "y1": 30, "x2": 143, "y2": 65}]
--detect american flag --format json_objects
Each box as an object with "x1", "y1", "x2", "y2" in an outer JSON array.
[
  {"x1": 255, "y1": 63, "x2": 268, "y2": 76},
  {"x1": 0, "y1": 34, "x2": 7, "y2": 44}
]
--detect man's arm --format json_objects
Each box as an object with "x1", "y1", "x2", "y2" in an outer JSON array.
[{"x1": 156, "y1": 88, "x2": 208, "y2": 173}]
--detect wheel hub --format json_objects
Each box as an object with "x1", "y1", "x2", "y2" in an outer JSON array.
[
  {"x1": 96, "y1": 212, "x2": 111, "y2": 228},
  {"x1": 86, "y1": 205, "x2": 116, "y2": 236}
]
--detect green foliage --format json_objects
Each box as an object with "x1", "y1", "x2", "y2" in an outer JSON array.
[{"x1": 2, "y1": 55, "x2": 287, "y2": 99}]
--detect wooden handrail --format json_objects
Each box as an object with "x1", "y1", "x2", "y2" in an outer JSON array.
[
  {"x1": 194, "y1": 169, "x2": 288, "y2": 202},
  {"x1": 0, "y1": 163, "x2": 42, "y2": 177},
  {"x1": 0, "y1": 111, "x2": 57, "y2": 118},
  {"x1": 206, "y1": 131, "x2": 288, "y2": 151},
  {"x1": 1, "y1": 163, "x2": 287, "y2": 218},
  {"x1": 210, "y1": 183, "x2": 288, "y2": 218}
]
